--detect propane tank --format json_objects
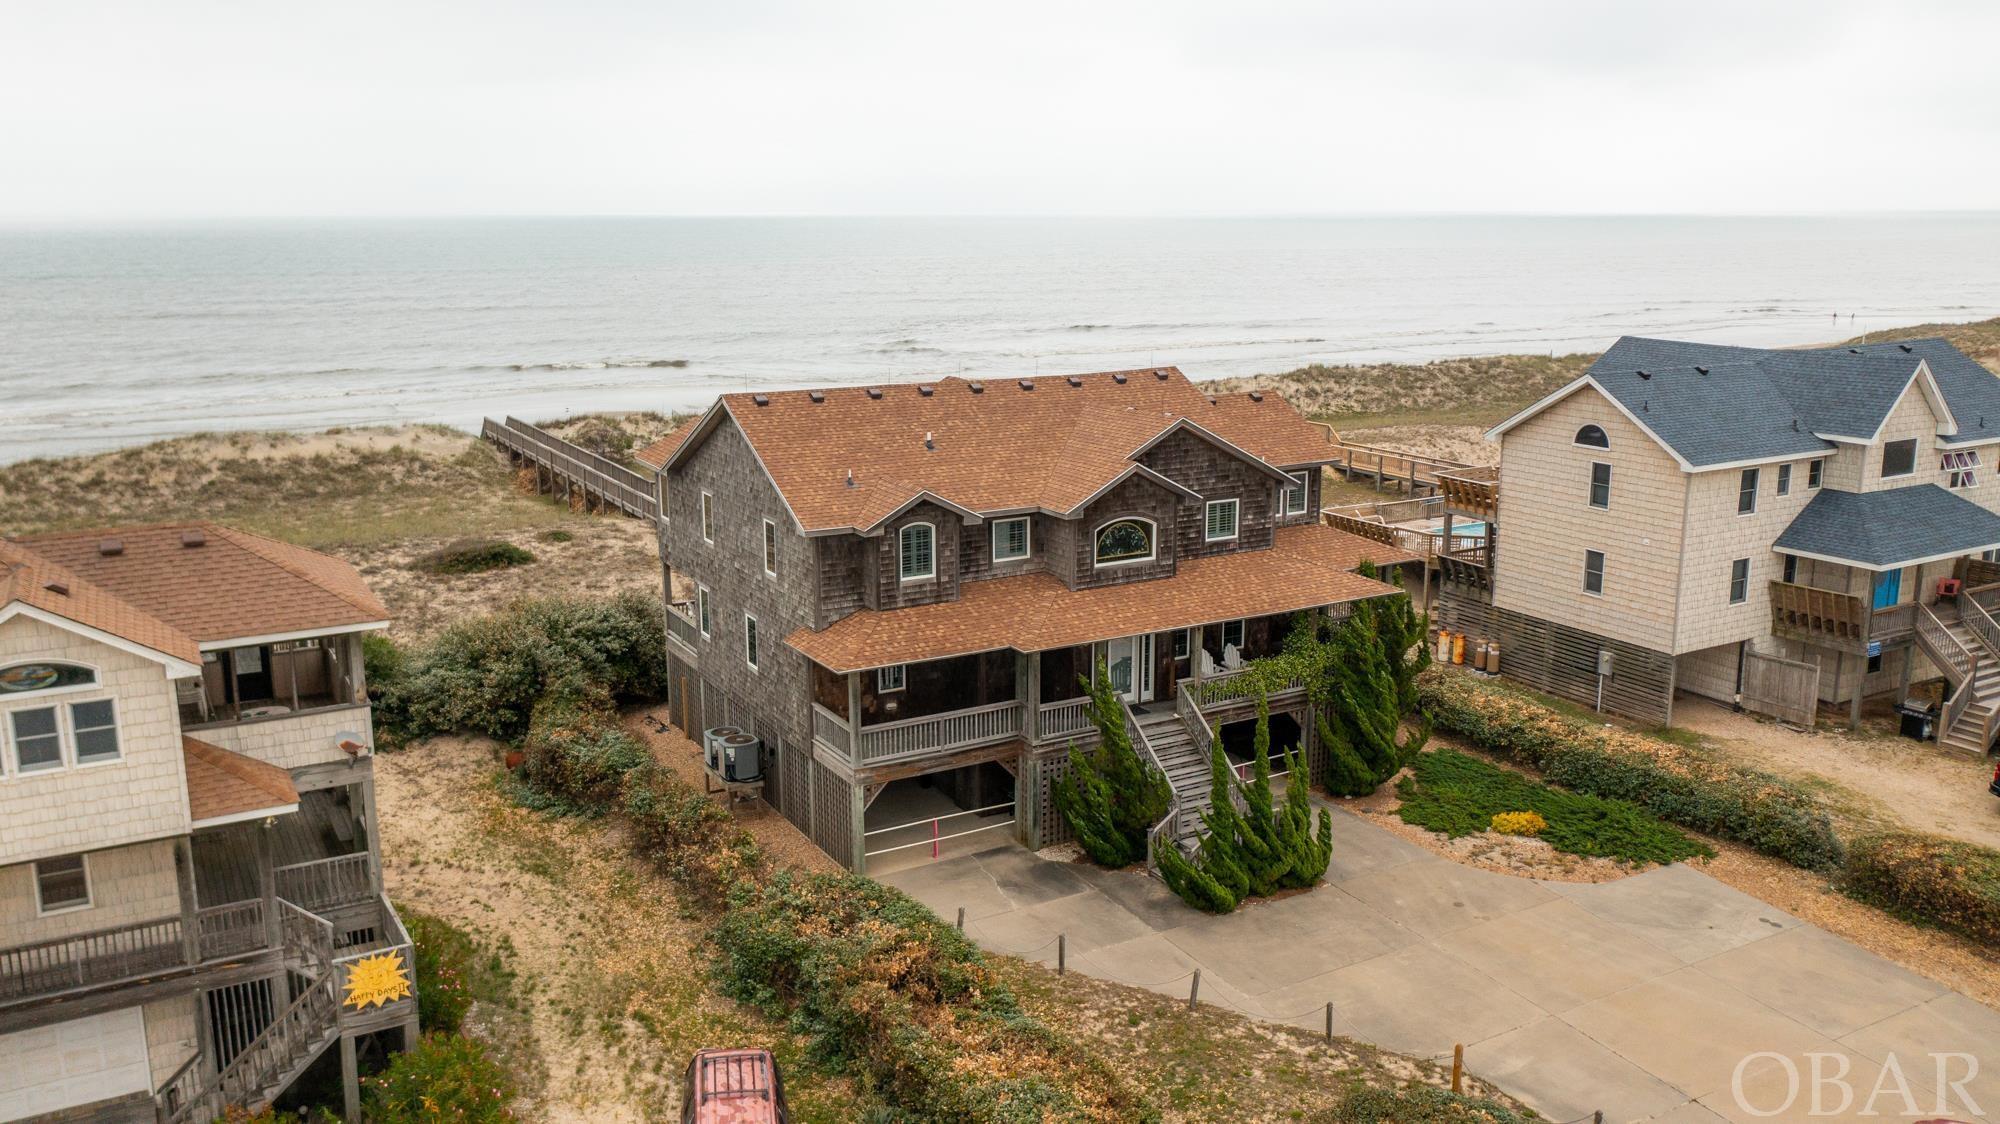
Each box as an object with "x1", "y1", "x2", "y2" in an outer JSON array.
[
  {"x1": 1475, "y1": 641, "x2": 1491, "y2": 673},
  {"x1": 1487, "y1": 639, "x2": 1501, "y2": 675},
  {"x1": 1452, "y1": 633, "x2": 1466, "y2": 665},
  {"x1": 1436, "y1": 630, "x2": 1453, "y2": 662}
]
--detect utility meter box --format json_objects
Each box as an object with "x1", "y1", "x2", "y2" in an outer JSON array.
[{"x1": 1596, "y1": 649, "x2": 1615, "y2": 678}]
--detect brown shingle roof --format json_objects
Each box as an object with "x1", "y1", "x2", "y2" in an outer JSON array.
[
  {"x1": 633, "y1": 423, "x2": 696, "y2": 470},
  {"x1": 183, "y1": 736, "x2": 300, "y2": 825},
  {"x1": 786, "y1": 523, "x2": 1418, "y2": 673},
  {"x1": 0, "y1": 540, "x2": 200, "y2": 665},
  {"x1": 675, "y1": 368, "x2": 1334, "y2": 533},
  {"x1": 16, "y1": 523, "x2": 389, "y2": 644}
]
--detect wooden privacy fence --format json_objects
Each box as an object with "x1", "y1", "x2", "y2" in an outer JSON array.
[
  {"x1": 1432, "y1": 592, "x2": 1677, "y2": 725},
  {"x1": 482, "y1": 416, "x2": 659, "y2": 519},
  {"x1": 1740, "y1": 651, "x2": 1821, "y2": 727}
]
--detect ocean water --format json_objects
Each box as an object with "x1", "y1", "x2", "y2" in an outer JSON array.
[{"x1": 2, "y1": 214, "x2": 1998, "y2": 463}]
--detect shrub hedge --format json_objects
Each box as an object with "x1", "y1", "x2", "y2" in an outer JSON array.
[
  {"x1": 415, "y1": 539, "x2": 535, "y2": 575},
  {"x1": 1396, "y1": 748, "x2": 1711, "y2": 866},
  {"x1": 1417, "y1": 669, "x2": 1844, "y2": 872},
  {"x1": 1843, "y1": 831, "x2": 2000, "y2": 948},
  {"x1": 364, "y1": 1033, "x2": 517, "y2": 1123},
  {"x1": 1315, "y1": 1085, "x2": 1525, "y2": 1123}
]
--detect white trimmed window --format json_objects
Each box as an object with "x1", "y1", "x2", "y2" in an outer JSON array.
[
  {"x1": 878, "y1": 664, "x2": 906, "y2": 693},
  {"x1": 1737, "y1": 468, "x2": 1759, "y2": 515},
  {"x1": 1172, "y1": 630, "x2": 1190, "y2": 660},
  {"x1": 35, "y1": 854, "x2": 90, "y2": 914},
  {"x1": 1584, "y1": 549, "x2": 1605, "y2": 595},
  {"x1": 1221, "y1": 619, "x2": 1245, "y2": 649},
  {"x1": 1945, "y1": 449, "x2": 1981, "y2": 490},
  {"x1": 1588, "y1": 462, "x2": 1611, "y2": 510},
  {"x1": 1204, "y1": 499, "x2": 1240, "y2": 543},
  {"x1": 992, "y1": 517, "x2": 1031, "y2": 562},
  {"x1": 1882, "y1": 439, "x2": 1917, "y2": 479},
  {"x1": 697, "y1": 586, "x2": 712, "y2": 638},
  {"x1": 1281, "y1": 472, "x2": 1309, "y2": 516},
  {"x1": 1729, "y1": 558, "x2": 1750, "y2": 604},
  {"x1": 744, "y1": 613, "x2": 760, "y2": 671},
  {"x1": 763, "y1": 519, "x2": 778, "y2": 577},
  {"x1": 700, "y1": 491, "x2": 714, "y2": 542},
  {"x1": 1808, "y1": 458, "x2": 1824, "y2": 488},
  {"x1": 10, "y1": 706, "x2": 62, "y2": 773},
  {"x1": 71, "y1": 700, "x2": 119, "y2": 764},
  {"x1": 1776, "y1": 463, "x2": 1792, "y2": 496},
  {"x1": 899, "y1": 522, "x2": 936, "y2": 581}
]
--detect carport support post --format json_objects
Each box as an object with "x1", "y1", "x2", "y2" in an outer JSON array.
[
  {"x1": 340, "y1": 1033, "x2": 360, "y2": 1123},
  {"x1": 1850, "y1": 608, "x2": 1872, "y2": 731},
  {"x1": 848, "y1": 776, "x2": 867, "y2": 872}
]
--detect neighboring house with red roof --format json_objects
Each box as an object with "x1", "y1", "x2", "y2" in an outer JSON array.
[
  {"x1": 650, "y1": 367, "x2": 1416, "y2": 872},
  {"x1": 0, "y1": 524, "x2": 416, "y2": 1123}
]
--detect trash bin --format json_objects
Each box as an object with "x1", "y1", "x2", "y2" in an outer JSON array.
[{"x1": 1897, "y1": 698, "x2": 1937, "y2": 741}]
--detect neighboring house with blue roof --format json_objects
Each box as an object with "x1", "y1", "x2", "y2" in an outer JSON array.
[{"x1": 1448, "y1": 334, "x2": 2000, "y2": 749}]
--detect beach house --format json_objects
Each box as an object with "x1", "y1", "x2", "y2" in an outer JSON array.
[
  {"x1": 1426, "y1": 336, "x2": 2000, "y2": 746},
  {"x1": 636, "y1": 368, "x2": 1415, "y2": 871},
  {"x1": 0, "y1": 523, "x2": 415, "y2": 1123}
]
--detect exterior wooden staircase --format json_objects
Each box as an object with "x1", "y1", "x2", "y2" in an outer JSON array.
[
  {"x1": 1133, "y1": 708, "x2": 1211, "y2": 846},
  {"x1": 1916, "y1": 601, "x2": 2000, "y2": 755}
]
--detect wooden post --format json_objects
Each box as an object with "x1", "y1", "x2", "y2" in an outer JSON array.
[
  {"x1": 1057, "y1": 933, "x2": 1066, "y2": 976},
  {"x1": 257, "y1": 821, "x2": 280, "y2": 951},
  {"x1": 340, "y1": 1033, "x2": 361, "y2": 1123},
  {"x1": 358, "y1": 776, "x2": 384, "y2": 896},
  {"x1": 1187, "y1": 969, "x2": 1201, "y2": 1010},
  {"x1": 1850, "y1": 602, "x2": 1872, "y2": 730},
  {"x1": 846, "y1": 672, "x2": 863, "y2": 766},
  {"x1": 1373, "y1": 451, "x2": 1384, "y2": 492},
  {"x1": 1451, "y1": 1043, "x2": 1464, "y2": 1093},
  {"x1": 174, "y1": 836, "x2": 200, "y2": 967},
  {"x1": 955, "y1": 906, "x2": 966, "y2": 931},
  {"x1": 1323, "y1": 1001, "x2": 1333, "y2": 1043}
]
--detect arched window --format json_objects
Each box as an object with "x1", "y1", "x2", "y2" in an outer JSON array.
[
  {"x1": 0, "y1": 663, "x2": 96, "y2": 694},
  {"x1": 898, "y1": 522, "x2": 936, "y2": 581},
  {"x1": 1574, "y1": 424, "x2": 1610, "y2": 448},
  {"x1": 1094, "y1": 518, "x2": 1156, "y2": 566}
]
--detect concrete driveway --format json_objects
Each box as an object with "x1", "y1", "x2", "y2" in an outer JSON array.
[{"x1": 881, "y1": 810, "x2": 2000, "y2": 1123}]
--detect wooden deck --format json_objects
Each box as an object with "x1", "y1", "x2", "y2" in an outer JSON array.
[
  {"x1": 1328, "y1": 438, "x2": 1482, "y2": 495},
  {"x1": 482, "y1": 416, "x2": 660, "y2": 519}
]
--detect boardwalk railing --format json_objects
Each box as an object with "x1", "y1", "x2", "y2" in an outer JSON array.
[
  {"x1": 482, "y1": 416, "x2": 659, "y2": 519},
  {"x1": 1328, "y1": 439, "x2": 1477, "y2": 495},
  {"x1": 858, "y1": 700, "x2": 1021, "y2": 764}
]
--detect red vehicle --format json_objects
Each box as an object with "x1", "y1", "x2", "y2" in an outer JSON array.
[
  {"x1": 682, "y1": 1048, "x2": 789, "y2": 1124},
  {"x1": 1989, "y1": 759, "x2": 2000, "y2": 801}
]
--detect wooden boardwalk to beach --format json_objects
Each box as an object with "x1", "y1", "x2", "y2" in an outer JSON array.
[{"x1": 481, "y1": 416, "x2": 659, "y2": 520}]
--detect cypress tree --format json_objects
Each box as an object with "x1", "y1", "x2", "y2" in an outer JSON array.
[
  {"x1": 1053, "y1": 663, "x2": 1173, "y2": 868},
  {"x1": 1237, "y1": 699, "x2": 1290, "y2": 898}
]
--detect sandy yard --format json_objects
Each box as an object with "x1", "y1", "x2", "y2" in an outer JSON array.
[{"x1": 1671, "y1": 695, "x2": 2000, "y2": 850}]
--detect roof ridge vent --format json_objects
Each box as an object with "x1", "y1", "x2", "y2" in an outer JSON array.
[
  {"x1": 751, "y1": 394, "x2": 769, "y2": 407},
  {"x1": 918, "y1": 385, "x2": 934, "y2": 397},
  {"x1": 1248, "y1": 391, "x2": 1264, "y2": 402},
  {"x1": 808, "y1": 390, "x2": 825, "y2": 403},
  {"x1": 41, "y1": 580, "x2": 68, "y2": 597},
  {"x1": 924, "y1": 431, "x2": 935, "y2": 451},
  {"x1": 969, "y1": 381, "x2": 985, "y2": 393},
  {"x1": 1018, "y1": 379, "x2": 1034, "y2": 391},
  {"x1": 98, "y1": 538, "x2": 123, "y2": 556},
  {"x1": 181, "y1": 529, "x2": 206, "y2": 548},
  {"x1": 866, "y1": 387, "x2": 883, "y2": 400},
  {"x1": 1112, "y1": 373, "x2": 1128, "y2": 384},
  {"x1": 1066, "y1": 376, "x2": 1082, "y2": 387}
]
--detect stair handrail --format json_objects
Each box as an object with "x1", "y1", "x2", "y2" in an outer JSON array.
[
  {"x1": 1125, "y1": 699, "x2": 1180, "y2": 872},
  {"x1": 1917, "y1": 604, "x2": 1976, "y2": 685},
  {"x1": 1962, "y1": 593, "x2": 2000, "y2": 664}
]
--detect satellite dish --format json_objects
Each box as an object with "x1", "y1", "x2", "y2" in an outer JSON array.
[{"x1": 335, "y1": 731, "x2": 369, "y2": 757}]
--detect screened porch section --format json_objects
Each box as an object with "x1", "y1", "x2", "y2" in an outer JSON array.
[
  {"x1": 179, "y1": 632, "x2": 367, "y2": 727},
  {"x1": 812, "y1": 651, "x2": 1022, "y2": 766}
]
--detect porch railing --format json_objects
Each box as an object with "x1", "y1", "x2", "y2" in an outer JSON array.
[
  {"x1": 0, "y1": 900, "x2": 271, "y2": 1004},
  {"x1": 275, "y1": 853, "x2": 374, "y2": 914},
  {"x1": 1769, "y1": 581, "x2": 1869, "y2": 651},
  {"x1": 1872, "y1": 603, "x2": 1917, "y2": 644},
  {"x1": 858, "y1": 700, "x2": 1021, "y2": 764},
  {"x1": 334, "y1": 896, "x2": 416, "y2": 1029},
  {"x1": 1036, "y1": 696, "x2": 1093, "y2": 743},
  {"x1": 666, "y1": 603, "x2": 701, "y2": 652},
  {"x1": 196, "y1": 900, "x2": 269, "y2": 962},
  {"x1": 1962, "y1": 594, "x2": 2000, "y2": 663},
  {"x1": 1918, "y1": 605, "x2": 1975, "y2": 685},
  {"x1": 1185, "y1": 667, "x2": 1306, "y2": 711},
  {"x1": 812, "y1": 703, "x2": 852, "y2": 755}
]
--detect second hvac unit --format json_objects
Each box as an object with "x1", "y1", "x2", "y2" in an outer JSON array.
[{"x1": 719, "y1": 732, "x2": 763, "y2": 783}]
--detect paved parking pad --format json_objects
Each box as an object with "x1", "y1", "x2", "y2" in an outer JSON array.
[{"x1": 882, "y1": 809, "x2": 1998, "y2": 1122}]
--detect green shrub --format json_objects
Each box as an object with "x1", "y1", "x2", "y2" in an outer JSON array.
[
  {"x1": 1315, "y1": 1084, "x2": 1526, "y2": 1123},
  {"x1": 517, "y1": 693, "x2": 648, "y2": 815},
  {"x1": 619, "y1": 762, "x2": 763, "y2": 906},
  {"x1": 1844, "y1": 831, "x2": 2000, "y2": 948},
  {"x1": 1417, "y1": 669, "x2": 1845, "y2": 871},
  {"x1": 380, "y1": 592, "x2": 666, "y2": 743},
  {"x1": 1159, "y1": 704, "x2": 1332, "y2": 912},
  {"x1": 364, "y1": 1033, "x2": 516, "y2": 1123},
  {"x1": 415, "y1": 538, "x2": 535, "y2": 575},
  {"x1": 537, "y1": 529, "x2": 574, "y2": 543},
  {"x1": 1054, "y1": 664, "x2": 1171, "y2": 867},
  {"x1": 711, "y1": 870, "x2": 1144, "y2": 1122},
  {"x1": 1397, "y1": 748, "x2": 1711, "y2": 866}
]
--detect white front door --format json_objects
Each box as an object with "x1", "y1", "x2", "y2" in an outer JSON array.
[{"x1": 1106, "y1": 636, "x2": 1154, "y2": 704}]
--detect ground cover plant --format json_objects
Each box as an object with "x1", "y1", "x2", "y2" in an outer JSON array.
[
  {"x1": 1418, "y1": 669, "x2": 1843, "y2": 871},
  {"x1": 1396, "y1": 748, "x2": 1711, "y2": 866}
]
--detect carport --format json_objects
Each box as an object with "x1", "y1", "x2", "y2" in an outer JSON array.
[{"x1": 861, "y1": 760, "x2": 1017, "y2": 876}]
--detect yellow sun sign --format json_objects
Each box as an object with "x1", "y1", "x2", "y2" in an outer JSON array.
[{"x1": 342, "y1": 951, "x2": 413, "y2": 1010}]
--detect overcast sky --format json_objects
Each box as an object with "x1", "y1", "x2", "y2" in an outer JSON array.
[{"x1": 5, "y1": 0, "x2": 1997, "y2": 221}]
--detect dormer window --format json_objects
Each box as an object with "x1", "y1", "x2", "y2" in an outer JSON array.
[
  {"x1": 1574, "y1": 424, "x2": 1610, "y2": 449},
  {"x1": 1204, "y1": 499, "x2": 1240, "y2": 543},
  {"x1": 899, "y1": 522, "x2": 936, "y2": 581},
  {"x1": 1882, "y1": 439, "x2": 1917, "y2": 479},
  {"x1": 992, "y1": 517, "x2": 1031, "y2": 562},
  {"x1": 1280, "y1": 472, "x2": 1309, "y2": 516},
  {"x1": 1094, "y1": 519, "x2": 1156, "y2": 566}
]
